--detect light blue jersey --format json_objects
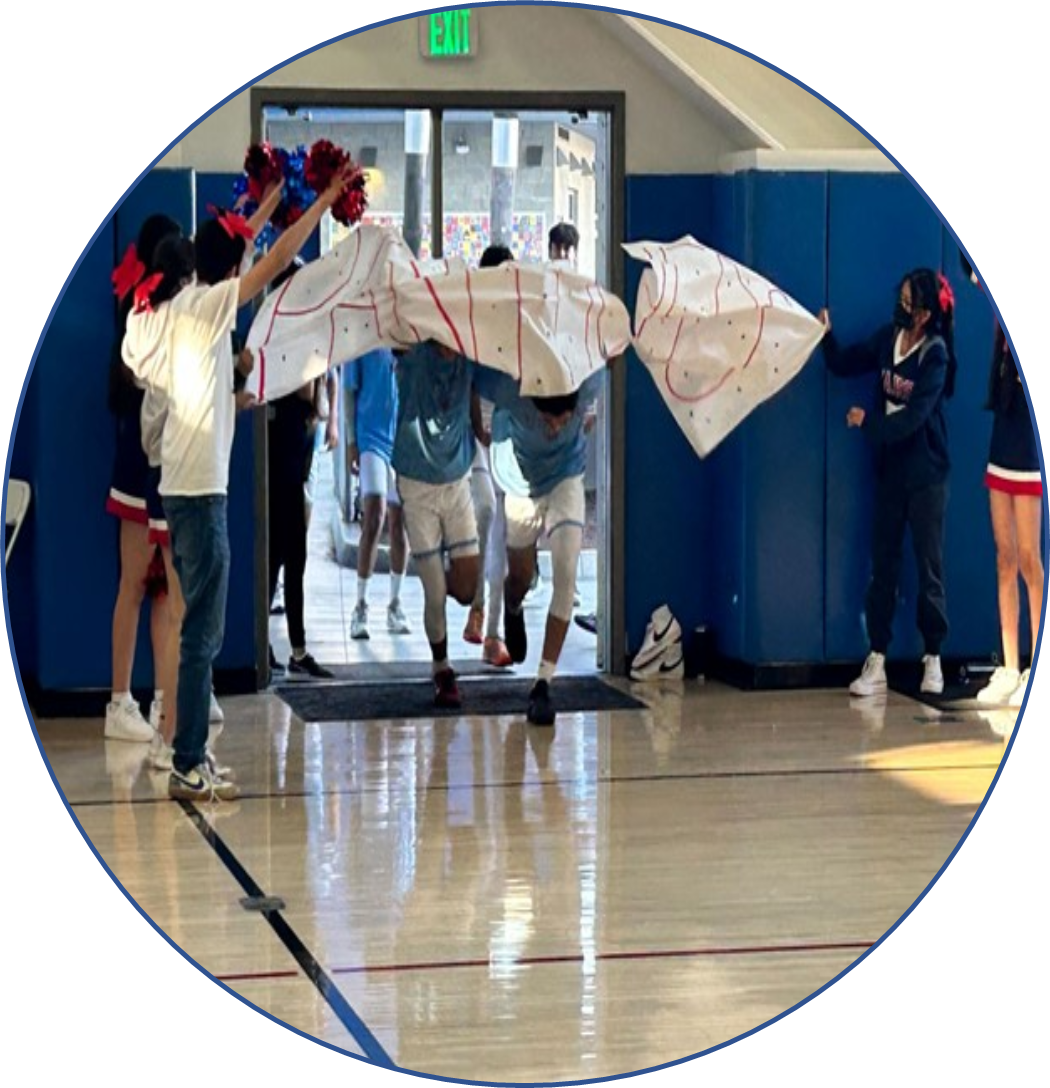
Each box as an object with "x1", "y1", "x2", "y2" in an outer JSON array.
[
  {"x1": 475, "y1": 368, "x2": 602, "y2": 499},
  {"x1": 392, "y1": 342, "x2": 476, "y2": 485},
  {"x1": 343, "y1": 349, "x2": 398, "y2": 463}
]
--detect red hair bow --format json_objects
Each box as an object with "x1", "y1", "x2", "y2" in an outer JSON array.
[
  {"x1": 133, "y1": 272, "x2": 163, "y2": 314},
  {"x1": 112, "y1": 243, "x2": 146, "y2": 301},
  {"x1": 208, "y1": 204, "x2": 255, "y2": 242},
  {"x1": 938, "y1": 273, "x2": 955, "y2": 314}
]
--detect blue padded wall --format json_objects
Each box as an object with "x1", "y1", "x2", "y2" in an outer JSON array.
[
  {"x1": 742, "y1": 172, "x2": 828, "y2": 663},
  {"x1": 7, "y1": 336, "x2": 42, "y2": 683},
  {"x1": 623, "y1": 176, "x2": 716, "y2": 654}
]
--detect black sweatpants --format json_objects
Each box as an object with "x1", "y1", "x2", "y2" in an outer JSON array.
[
  {"x1": 268, "y1": 399, "x2": 316, "y2": 652},
  {"x1": 865, "y1": 477, "x2": 949, "y2": 656}
]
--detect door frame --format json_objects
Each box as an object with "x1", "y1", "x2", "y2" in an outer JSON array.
[{"x1": 250, "y1": 87, "x2": 628, "y2": 679}]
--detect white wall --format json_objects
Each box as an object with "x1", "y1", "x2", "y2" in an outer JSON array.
[
  {"x1": 153, "y1": 7, "x2": 853, "y2": 177},
  {"x1": 610, "y1": 17, "x2": 875, "y2": 151}
]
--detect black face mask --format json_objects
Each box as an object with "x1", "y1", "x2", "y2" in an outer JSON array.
[{"x1": 893, "y1": 302, "x2": 914, "y2": 330}]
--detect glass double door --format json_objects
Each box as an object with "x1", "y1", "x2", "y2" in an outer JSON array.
[{"x1": 261, "y1": 103, "x2": 613, "y2": 675}]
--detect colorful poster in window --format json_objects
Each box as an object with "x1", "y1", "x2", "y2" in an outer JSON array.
[{"x1": 355, "y1": 211, "x2": 545, "y2": 263}]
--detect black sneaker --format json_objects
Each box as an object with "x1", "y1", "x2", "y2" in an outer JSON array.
[
  {"x1": 505, "y1": 602, "x2": 528, "y2": 664},
  {"x1": 527, "y1": 680, "x2": 556, "y2": 726},
  {"x1": 434, "y1": 668, "x2": 462, "y2": 709},
  {"x1": 287, "y1": 653, "x2": 334, "y2": 679},
  {"x1": 574, "y1": 612, "x2": 598, "y2": 634}
]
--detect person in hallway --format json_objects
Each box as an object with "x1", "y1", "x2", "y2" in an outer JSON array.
[
  {"x1": 464, "y1": 244, "x2": 514, "y2": 668},
  {"x1": 346, "y1": 347, "x2": 411, "y2": 641},
  {"x1": 475, "y1": 363, "x2": 603, "y2": 726},
  {"x1": 392, "y1": 340, "x2": 480, "y2": 709}
]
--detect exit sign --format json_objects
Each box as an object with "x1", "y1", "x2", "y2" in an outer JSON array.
[{"x1": 419, "y1": 9, "x2": 478, "y2": 58}]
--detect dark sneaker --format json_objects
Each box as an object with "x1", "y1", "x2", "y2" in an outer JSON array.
[
  {"x1": 504, "y1": 602, "x2": 528, "y2": 664},
  {"x1": 574, "y1": 612, "x2": 598, "y2": 634},
  {"x1": 527, "y1": 680, "x2": 556, "y2": 726},
  {"x1": 287, "y1": 652, "x2": 334, "y2": 679},
  {"x1": 434, "y1": 668, "x2": 462, "y2": 709}
]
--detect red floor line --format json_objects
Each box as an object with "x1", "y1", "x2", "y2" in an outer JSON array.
[
  {"x1": 324, "y1": 939, "x2": 875, "y2": 977},
  {"x1": 215, "y1": 940, "x2": 876, "y2": 985}
]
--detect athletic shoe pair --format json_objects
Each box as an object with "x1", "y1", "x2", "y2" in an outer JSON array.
[
  {"x1": 630, "y1": 605, "x2": 685, "y2": 682},
  {"x1": 351, "y1": 601, "x2": 412, "y2": 640},
  {"x1": 849, "y1": 652, "x2": 943, "y2": 697}
]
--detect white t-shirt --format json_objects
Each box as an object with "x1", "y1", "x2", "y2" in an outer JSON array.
[{"x1": 123, "y1": 279, "x2": 240, "y2": 496}]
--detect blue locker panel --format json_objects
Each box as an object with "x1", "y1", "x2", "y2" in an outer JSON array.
[
  {"x1": 824, "y1": 173, "x2": 943, "y2": 663},
  {"x1": 624, "y1": 176, "x2": 716, "y2": 653}
]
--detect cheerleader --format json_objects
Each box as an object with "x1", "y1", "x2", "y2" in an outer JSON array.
[
  {"x1": 105, "y1": 214, "x2": 182, "y2": 747},
  {"x1": 963, "y1": 255, "x2": 1045, "y2": 706}
]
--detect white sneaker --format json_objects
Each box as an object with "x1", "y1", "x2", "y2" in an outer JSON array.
[
  {"x1": 208, "y1": 692, "x2": 224, "y2": 724},
  {"x1": 849, "y1": 652, "x2": 887, "y2": 697},
  {"x1": 169, "y1": 762, "x2": 238, "y2": 802},
  {"x1": 350, "y1": 602, "x2": 370, "y2": 640},
  {"x1": 977, "y1": 666, "x2": 1021, "y2": 705},
  {"x1": 387, "y1": 600, "x2": 411, "y2": 634},
  {"x1": 148, "y1": 698, "x2": 163, "y2": 731},
  {"x1": 631, "y1": 605, "x2": 683, "y2": 672},
  {"x1": 920, "y1": 654, "x2": 944, "y2": 695},
  {"x1": 148, "y1": 732, "x2": 173, "y2": 772},
  {"x1": 631, "y1": 642, "x2": 685, "y2": 682},
  {"x1": 1009, "y1": 668, "x2": 1031, "y2": 708},
  {"x1": 104, "y1": 699, "x2": 154, "y2": 743}
]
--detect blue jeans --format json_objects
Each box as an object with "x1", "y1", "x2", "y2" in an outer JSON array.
[{"x1": 163, "y1": 495, "x2": 230, "y2": 774}]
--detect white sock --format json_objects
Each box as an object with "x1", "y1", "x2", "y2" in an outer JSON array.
[
  {"x1": 538, "y1": 660, "x2": 556, "y2": 683},
  {"x1": 390, "y1": 573, "x2": 403, "y2": 604},
  {"x1": 432, "y1": 658, "x2": 450, "y2": 676},
  {"x1": 357, "y1": 576, "x2": 370, "y2": 606},
  {"x1": 293, "y1": 648, "x2": 306, "y2": 661},
  {"x1": 112, "y1": 690, "x2": 133, "y2": 706}
]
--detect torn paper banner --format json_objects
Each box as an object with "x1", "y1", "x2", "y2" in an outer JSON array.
[
  {"x1": 245, "y1": 223, "x2": 631, "y2": 402},
  {"x1": 625, "y1": 237, "x2": 825, "y2": 457}
]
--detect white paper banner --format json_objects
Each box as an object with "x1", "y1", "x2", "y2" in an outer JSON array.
[
  {"x1": 625, "y1": 236, "x2": 825, "y2": 457},
  {"x1": 245, "y1": 223, "x2": 631, "y2": 402}
]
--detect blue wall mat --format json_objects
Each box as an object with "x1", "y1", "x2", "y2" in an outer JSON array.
[
  {"x1": 623, "y1": 175, "x2": 715, "y2": 653},
  {"x1": 707, "y1": 175, "x2": 748, "y2": 659},
  {"x1": 29, "y1": 217, "x2": 118, "y2": 689},
  {"x1": 115, "y1": 169, "x2": 195, "y2": 255},
  {"x1": 738, "y1": 172, "x2": 828, "y2": 663},
  {"x1": 941, "y1": 232, "x2": 998, "y2": 660},
  {"x1": 824, "y1": 173, "x2": 943, "y2": 663}
]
